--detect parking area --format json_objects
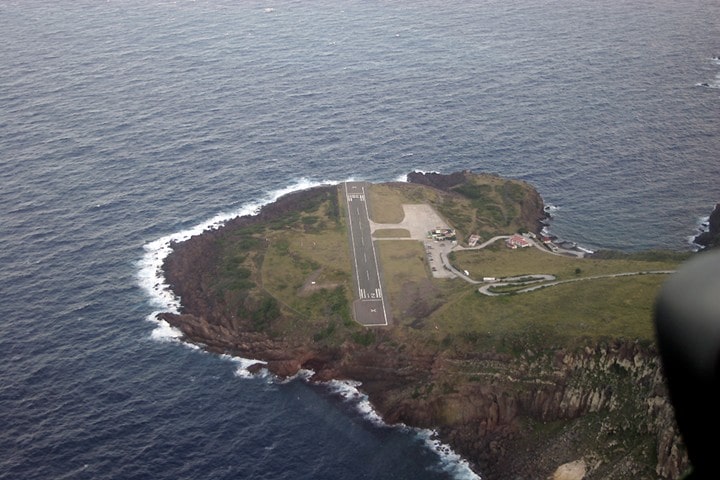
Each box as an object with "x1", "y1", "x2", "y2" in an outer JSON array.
[{"x1": 423, "y1": 240, "x2": 456, "y2": 279}]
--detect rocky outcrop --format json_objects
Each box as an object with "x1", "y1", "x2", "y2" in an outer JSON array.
[
  {"x1": 409, "y1": 342, "x2": 689, "y2": 479},
  {"x1": 407, "y1": 170, "x2": 549, "y2": 234},
  {"x1": 694, "y1": 203, "x2": 720, "y2": 249},
  {"x1": 406, "y1": 170, "x2": 470, "y2": 190}
]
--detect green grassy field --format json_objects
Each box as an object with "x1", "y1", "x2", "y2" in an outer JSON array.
[
  {"x1": 366, "y1": 184, "x2": 407, "y2": 223},
  {"x1": 373, "y1": 228, "x2": 411, "y2": 238},
  {"x1": 247, "y1": 188, "x2": 360, "y2": 341},
  {"x1": 430, "y1": 274, "x2": 667, "y2": 346},
  {"x1": 452, "y1": 245, "x2": 679, "y2": 281}
]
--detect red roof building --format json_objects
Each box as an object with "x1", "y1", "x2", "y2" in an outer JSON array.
[{"x1": 506, "y1": 234, "x2": 531, "y2": 249}]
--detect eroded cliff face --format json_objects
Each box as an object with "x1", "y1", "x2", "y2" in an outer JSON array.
[
  {"x1": 162, "y1": 305, "x2": 688, "y2": 479},
  {"x1": 441, "y1": 342, "x2": 688, "y2": 479},
  {"x1": 335, "y1": 340, "x2": 688, "y2": 479}
]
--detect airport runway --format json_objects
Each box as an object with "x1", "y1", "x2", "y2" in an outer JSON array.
[{"x1": 344, "y1": 182, "x2": 390, "y2": 326}]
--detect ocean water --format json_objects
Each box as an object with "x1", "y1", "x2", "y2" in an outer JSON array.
[{"x1": 1, "y1": 0, "x2": 718, "y2": 478}]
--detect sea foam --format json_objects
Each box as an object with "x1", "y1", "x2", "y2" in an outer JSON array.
[
  {"x1": 325, "y1": 378, "x2": 386, "y2": 427},
  {"x1": 222, "y1": 353, "x2": 269, "y2": 379},
  {"x1": 148, "y1": 317, "x2": 184, "y2": 343},
  {"x1": 688, "y1": 214, "x2": 712, "y2": 250},
  {"x1": 324, "y1": 378, "x2": 482, "y2": 479},
  {"x1": 418, "y1": 429, "x2": 482, "y2": 480}
]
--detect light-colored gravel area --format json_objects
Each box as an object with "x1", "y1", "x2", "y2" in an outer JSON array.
[
  {"x1": 370, "y1": 204, "x2": 449, "y2": 240},
  {"x1": 370, "y1": 204, "x2": 456, "y2": 278}
]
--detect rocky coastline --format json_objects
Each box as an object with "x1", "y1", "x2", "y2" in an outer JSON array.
[
  {"x1": 157, "y1": 173, "x2": 688, "y2": 479},
  {"x1": 694, "y1": 203, "x2": 720, "y2": 250}
]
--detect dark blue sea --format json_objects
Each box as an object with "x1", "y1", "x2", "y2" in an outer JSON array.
[{"x1": 1, "y1": 0, "x2": 718, "y2": 478}]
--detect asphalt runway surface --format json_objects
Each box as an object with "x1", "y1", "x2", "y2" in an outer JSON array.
[{"x1": 344, "y1": 182, "x2": 390, "y2": 326}]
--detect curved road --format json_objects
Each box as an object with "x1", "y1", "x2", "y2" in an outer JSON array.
[
  {"x1": 478, "y1": 271, "x2": 675, "y2": 296},
  {"x1": 438, "y1": 234, "x2": 674, "y2": 296}
]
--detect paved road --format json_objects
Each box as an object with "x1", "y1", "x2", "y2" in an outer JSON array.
[
  {"x1": 344, "y1": 182, "x2": 390, "y2": 326},
  {"x1": 445, "y1": 235, "x2": 674, "y2": 295},
  {"x1": 478, "y1": 271, "x2": 674, "y2": 296}
]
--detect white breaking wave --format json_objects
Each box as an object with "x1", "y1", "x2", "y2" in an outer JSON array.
[
  {"x1": 417, "y1": 429, "x2": 482, "y2": 480},
  {"x1": 696, "y1": 215, "x2": 710, "y2": 231},
  {"x1": 149, "y1": 317, "x2": 184, "y2": 342},
  {"x1": 325, "y1": 378, "x2": 386, "y2": 427},
  {"x1": 222, "y1": 353, "x2": 269, "y2": 379},
  {"x1": 324, "y1": 378, "x2": 482, "y2": 479},
  {"x1": 275, "y1": 368, "x2": 315, "y2": 384},
  {"x1": 688, "y1": 214, "x2": 712, "y2": 250},
  {"x1": 696, "y1": 73, "x2": 720, "y2": 89},
  {"x1": 392, "y1": 169, "x2": 443, "y2": 183}
]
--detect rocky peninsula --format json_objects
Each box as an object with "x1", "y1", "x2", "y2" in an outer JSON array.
[{"x1": 158, "y1": 171, "x2": 690, "y2": 479}]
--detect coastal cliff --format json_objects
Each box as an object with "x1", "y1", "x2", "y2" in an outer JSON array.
[
  {"x1": 161, "y1": 308, "x2": 688, "y2": 479},
  {"x1": 694, "y1": 203, "x2": 720, "y2": 250},
  {"x1": 157, "y1": 173, "x2": 688, "y2": 479}
]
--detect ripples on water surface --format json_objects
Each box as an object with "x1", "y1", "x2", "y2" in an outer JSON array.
[{"x1": 1, "y1": 0, "x2": 718, "y2": 478}]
